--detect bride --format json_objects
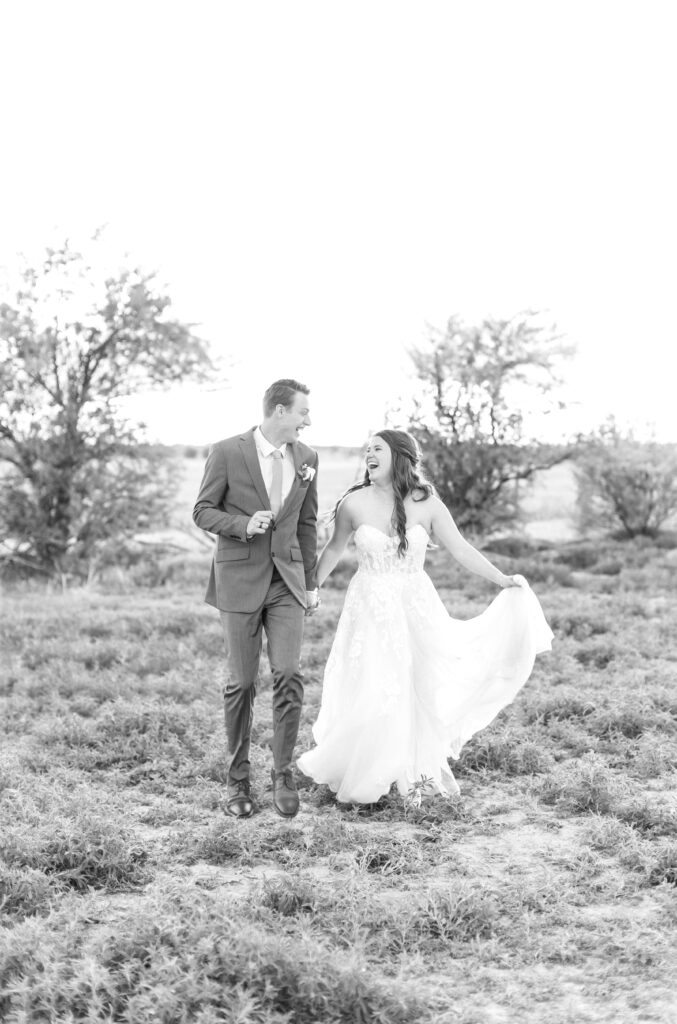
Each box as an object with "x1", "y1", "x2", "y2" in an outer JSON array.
[{"x1": 297, "y1": 429, "x2": 553, "y2": 804}]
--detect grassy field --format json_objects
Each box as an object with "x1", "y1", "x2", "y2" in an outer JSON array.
[{"x1": 1, "y1": 525, "x2": 676, "y2": 1023}]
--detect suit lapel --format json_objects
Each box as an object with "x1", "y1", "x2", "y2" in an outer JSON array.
[{"x1": 240, "y1": 430, "x2": 270, "y2": 510}]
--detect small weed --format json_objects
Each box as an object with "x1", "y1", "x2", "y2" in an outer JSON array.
[
  {"x1": 404, "y1": 775, "x2": 437, "y2": 808},
  {"x1": 354, "y1": 838, "x2": 423, "y2": 876},
  {"x1": 415, "y1": 886, "x2": 497, "y2": 943},
  {"x1": 0, "y1": 865, "x2": 56, "y2": 919},
  {"x1": 259, "y1": 873, "x2": 317, "y2": 915}
]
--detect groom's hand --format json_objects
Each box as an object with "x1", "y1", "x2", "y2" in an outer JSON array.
[
  {"x1": 305, "y1": 589, "x2": 320, "y2": 616},
  {"x1": 246, "y1": 511, "x2": 274, "y2": 538}
]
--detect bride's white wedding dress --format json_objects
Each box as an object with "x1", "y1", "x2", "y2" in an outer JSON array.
[{"x1": 297, "y1": 523, "x2": 553, "y2": 804}]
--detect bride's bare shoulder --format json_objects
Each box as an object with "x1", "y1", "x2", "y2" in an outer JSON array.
[
  {"x1": 335, "y1": 486, "x2": 367, "y2": 525},
  {"x1": 342, "y1": 486, "x2": 370, "y2": 509}
]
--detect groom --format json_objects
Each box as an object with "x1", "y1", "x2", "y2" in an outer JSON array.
[{"x1": 193, "y1": 379, "x2": 319, "y2": 819}]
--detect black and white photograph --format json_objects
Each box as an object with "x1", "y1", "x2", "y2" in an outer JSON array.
[{"x1": 1, "y1": 2, "x2": 675, "y2": 1022}]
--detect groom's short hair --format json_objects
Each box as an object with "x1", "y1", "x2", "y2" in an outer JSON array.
[{"x1": 263, "y1": 379, "x2": 310, "y2": 416}]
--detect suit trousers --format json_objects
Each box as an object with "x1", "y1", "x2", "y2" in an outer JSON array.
[{"x1": 219, "y1": 574, "x2": 305, "y2": 783}]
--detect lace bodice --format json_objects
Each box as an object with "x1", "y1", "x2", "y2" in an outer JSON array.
[{"x1": 354, "y1": 523, "x2": 429, "y2": 575}]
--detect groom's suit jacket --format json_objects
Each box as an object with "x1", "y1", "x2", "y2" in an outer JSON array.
[{"x1": 193, "y1": 428, "x2": 319, "y2": 612}]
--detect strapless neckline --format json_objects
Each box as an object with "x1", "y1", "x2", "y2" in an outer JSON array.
[{"x1": 355, "y1": 523, "x2": 430, "y2": 542}]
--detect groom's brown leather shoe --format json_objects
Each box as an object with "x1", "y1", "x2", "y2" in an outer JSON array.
[
  {"x1": 271, "y1": 769, "x2": 299, "y2": 818},
  {"x1": 226, "y1": 779, "x2": 253, "y2": 818}
]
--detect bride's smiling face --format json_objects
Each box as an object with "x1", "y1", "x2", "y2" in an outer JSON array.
[{"x1": 365, "y1": 435, "x2": 393, "y2": 484}]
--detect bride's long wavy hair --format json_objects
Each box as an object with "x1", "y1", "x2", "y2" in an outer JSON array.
[{"x1": 331, "y1": 429, "x2": 436, "y2": 556}]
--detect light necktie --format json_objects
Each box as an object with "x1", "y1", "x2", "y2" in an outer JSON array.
[{"x1": 270, "y1": 450, "x2": 284, "y2": 515}]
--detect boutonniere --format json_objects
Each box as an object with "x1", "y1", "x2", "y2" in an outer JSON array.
[{"x1": 298, "y1": 463, "x2": 316, "y2": 482}]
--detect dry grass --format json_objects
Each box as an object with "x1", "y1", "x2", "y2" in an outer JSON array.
[{"x1": 1, "y1": 533, "x2": 676, "y2": 1022}]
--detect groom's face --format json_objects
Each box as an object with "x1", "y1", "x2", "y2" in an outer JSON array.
[{"x1": 278, "y1": 391, "x2": 311, "y2": 443}]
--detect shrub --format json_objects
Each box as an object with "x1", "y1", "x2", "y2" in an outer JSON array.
[
  {"x1": 456, "y1": 732, "x2": 554, "y2": 776},
  {"x1": 555, "y1": 546, "x2": 600, "y2": 570},
  {"x1": 653, "y1": 530, "x2": 677, "y2": 550},
  {"x1": 516, "y1": 559, "x2": 576, "y2": 587},
  {"x1": 0, "y1": 811, "x2": 150, "y2": 891},
  {"x1": 620, "y1": 841, "x2": 677, "y2": 887},
  {"x1": 585, "y1": 702, "x2": 675, "y2": 740},
  {"x1": 647, "y1": 845, "x2": 677, "y2": 886},
  {"x1": 523, "y1": 693, "x2": 597, "y2": 725},
  {"x1": 65, "y1": 697, "x2": 215, "y2": 774},
  {"x1": 484, "y1": 535, "x2": 537, "y2": 559},
  {"x1": 574, "y1": 644, "x2": 615, "y2": 670},
  {"x1": 616, "y1": 800, "x2": 677, "y2": 837},
  {"x1": 593, "y1": 559, "x2": 624, "y2": 576},
  {"x1": 575, "y1": 424, "x2": 677, "y2": 538},
  {"x1": 550, "y1": 613, "x2": 610, "y2": 640},
  {"x1": 628, "y1": 739, "x2": 677, "y2": 779},
  {"x1": 537, "y1": 753, "x2": 624, "y2": 813}
]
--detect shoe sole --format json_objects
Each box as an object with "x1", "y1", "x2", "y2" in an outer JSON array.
[
  {"x1": 226, "y1": 805, "x2": 254, "y2": 818},
  {"x1": 273, "y1": 802, "x2": 299, "y2": 818}
]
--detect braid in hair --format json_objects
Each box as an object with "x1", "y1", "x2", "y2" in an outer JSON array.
[{"x1": 391, "y1": 484, "x2": 409, "y2": 557}]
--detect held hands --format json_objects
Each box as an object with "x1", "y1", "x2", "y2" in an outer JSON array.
[
  {"x1": 246, "y1": 511, "x2": 274, "y2": 537},
  {"x1": 305, "y1": 589, "x2": 321, "y2": 617}
]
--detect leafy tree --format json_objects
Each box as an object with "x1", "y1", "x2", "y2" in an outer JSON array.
[
  {"x1": 400, "y1": 312, "x2": 574, "y2": 532},
  {"x1": 575, "y1": 421, "x2": 677, "y2": 538},
  {"x1": 0, "y1": 237, "x2": 214, "y2": 582}
]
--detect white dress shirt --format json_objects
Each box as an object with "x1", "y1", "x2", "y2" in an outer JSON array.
[{"x1": 254, "y1": 426, "x2": 295, "y2": 509}]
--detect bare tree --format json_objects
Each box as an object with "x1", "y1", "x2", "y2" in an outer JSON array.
[{"x1": 401, "y1": 312, "x2": 574, "y2": 532}]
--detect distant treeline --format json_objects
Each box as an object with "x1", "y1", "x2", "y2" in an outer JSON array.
[{"x1": 164, "y1": 443, "x2": 365, "y2": 460}]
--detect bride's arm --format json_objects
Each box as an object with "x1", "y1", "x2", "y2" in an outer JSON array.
[
  {"x1": 317, "y1": 499, "x2": 355, "y2": 587},
  {"x1": 429, "y1": 497, "x2": 518, "y2": 588}
]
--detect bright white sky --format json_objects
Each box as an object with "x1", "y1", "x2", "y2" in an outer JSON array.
[{"x1": 1, "y1": 0, "x2": 675, "y2": 445}]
